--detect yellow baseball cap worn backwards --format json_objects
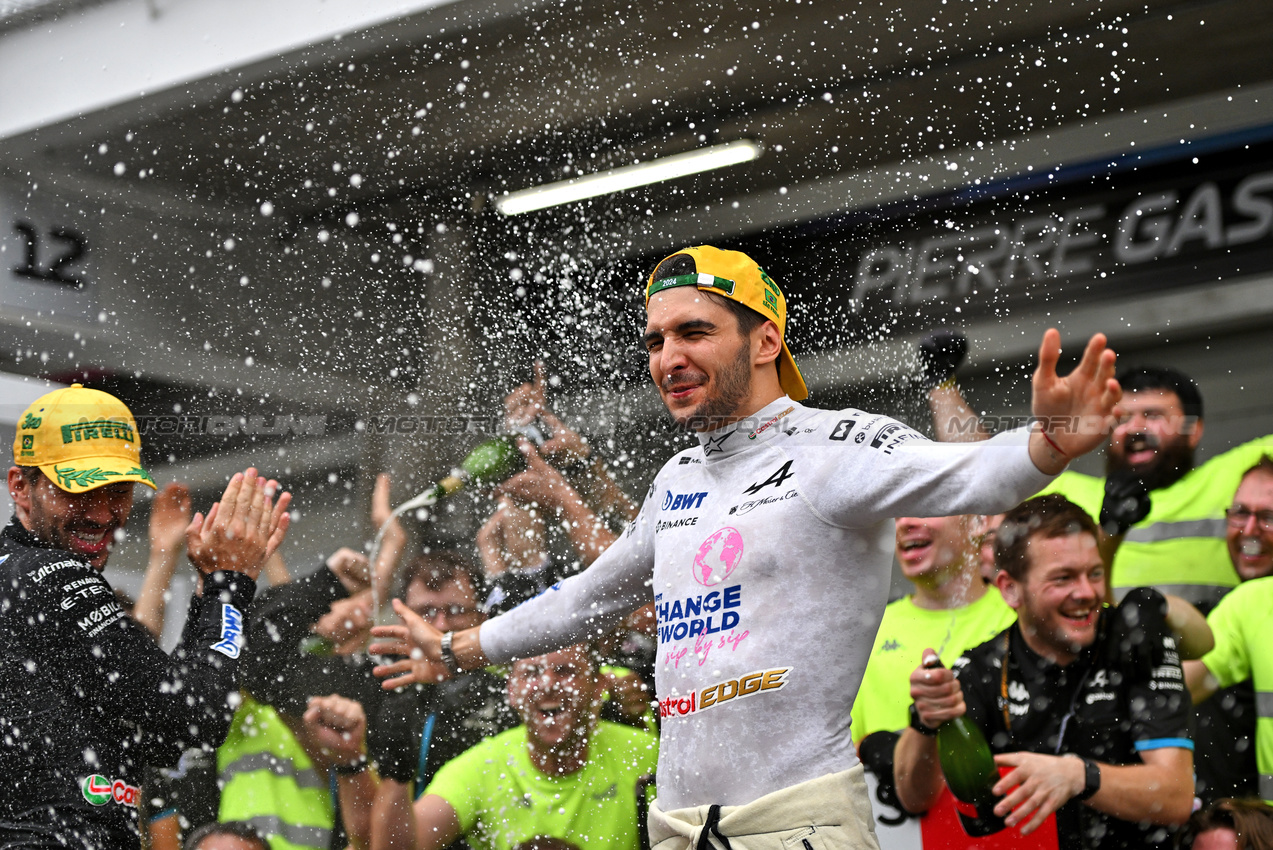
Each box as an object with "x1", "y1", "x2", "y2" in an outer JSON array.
[
  {"x1": 13, "y1": 383, "x2": 156, "y2": 493},
  {"x1": 645, "y1": 245, "x2": 809, "y2": 401}
]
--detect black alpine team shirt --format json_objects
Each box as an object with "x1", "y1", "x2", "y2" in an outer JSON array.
[
  {"x1": 952, "y1": 588, "x2": 1193, "y2": 850},
  {"x1": 0, "y1": 519, "x2": 255, "y2": 849}
]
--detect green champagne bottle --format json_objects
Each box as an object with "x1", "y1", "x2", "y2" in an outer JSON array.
[
  {"x1": 421, "y1": 422, "x2": 547, "y2": 502},
  {"x1": 925, "y1": 656, "x2": 1006, "y2": 835}
]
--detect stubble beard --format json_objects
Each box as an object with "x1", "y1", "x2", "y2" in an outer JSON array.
[{"x1": 673, "y1": 338, "x2": 753, "y2": 431}]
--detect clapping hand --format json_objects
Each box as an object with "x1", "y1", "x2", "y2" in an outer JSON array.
[{"x1": 186, "y1": 468, "x2": 291, "y2": 581}]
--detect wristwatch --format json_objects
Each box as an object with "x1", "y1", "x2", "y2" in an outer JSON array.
[
  {"x1": 909, "y1": 704, "x2": 940, "y2": 737},
  {"x1": 1076, "y1": 757, "x2": 1101, "y2": 801},
  {"x1": 439, "y1": 631, "x2": 460, "y2": 675},
  {"x1": 333, "y1": 754, "x2": 368, "y2": 776}
]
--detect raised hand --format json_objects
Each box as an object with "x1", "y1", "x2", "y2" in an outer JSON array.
[
  {"x1": 148, "y1": 481, "x2": 192, "y2": 558},
  {"x1": 493, "y1": 439, "x2": 574, "y2": 511},
  {"x1": 505, "y1": 361, "x2": 591, "y2": 465},
  {"x1": 326, "y1": 547, "x2": 371, "y2": 593},
  {"x1": 477, "y1": 498, "x2": 548, "y2": 577},
  {"x1": 369, "y1": 598, "x2": 450, "y2": 689},
  {"x1": 1030, "y1": 330, "x2": 1121, "y2": 473},
  {"x1": 313, "y1": 589, "x2": 374, "y2": 654},
  {"x1": 370, "y1": 472, "x2": 404, "y2": 540},
  {"x1": 302, "y1": 694, "x2": 368, "y2": 769},
  {"x1": 185, "y1": 468, "x2": 291, "y2": 580}
]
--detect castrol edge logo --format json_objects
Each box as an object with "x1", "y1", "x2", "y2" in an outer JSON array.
[
  {"x1": 659, "y1": 667, "x2": 791, "y2": 719},
  {"x1": 81, "y1": 774, "x2": 141, "y2": 807}
]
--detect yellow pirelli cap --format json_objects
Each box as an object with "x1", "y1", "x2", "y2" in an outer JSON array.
[
  {"x1": 13, "y1": 383, "x2": 155, "y2": 493},
  {"x1": 645, "y1": 245, "x2": 808, "y2": 401}
]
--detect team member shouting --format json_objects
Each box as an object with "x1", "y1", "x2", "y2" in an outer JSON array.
[
  {"x1": 0, "y1": 383, "x2": 289, "y2": 849},
  {"x1": 372, "y1": 246, "x2": 1120, "y2": 850},
  {"x1": 374, "y1": 645, "x2": 656, "y2": 850}
]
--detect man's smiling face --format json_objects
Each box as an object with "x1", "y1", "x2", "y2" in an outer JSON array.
[
  {"x1": 644, "y1": 287, "x2": 755, "y2": 430},
  {"x1": 507, "y1": 646, "x2": 601, "y2": 757},
  {"x1": 10, "y1": 468, "x2": 134, "y2": 570},
  {"x1": 1005, "y1": 532, "x2": 1105, "y2": 665}
]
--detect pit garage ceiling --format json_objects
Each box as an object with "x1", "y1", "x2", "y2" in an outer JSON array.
[{"x1": 5, "y1": 0, "x2": 1273, "y2": 233}]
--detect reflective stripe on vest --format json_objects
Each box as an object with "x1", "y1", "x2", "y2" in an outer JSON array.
[
  {"x1": 1124, "y1": 518, "x2": 1226, "y2": 543},
  {"x1": 222, "y1": 751, "x2": 328, "y2": 790},
  {"x1": 1261, "y1": 774, "x2": 1273, "y2": 803},
  {"x1": 1257, "y1": 692, "x2": 1273, "y2": 719}
]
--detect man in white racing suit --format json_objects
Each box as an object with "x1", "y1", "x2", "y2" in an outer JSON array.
[{"x1": 370, "y1": 246, "x2": 1122, "y2": 850}]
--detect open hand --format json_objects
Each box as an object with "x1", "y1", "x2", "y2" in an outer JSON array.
[
  {"x1": 186, "y1": 468, "x2": 291, "y2": 580},
  {"x1": 1030, "y1": 330, "x2": 1121, "y2": 471},
  {"x1": 369, "y1": 598, "x2": 451, "y2": 689},
  {"x1": 505, "y1": 361, "x2": 591, "y2": 465}
]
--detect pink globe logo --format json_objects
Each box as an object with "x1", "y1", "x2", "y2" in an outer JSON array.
[{"x1": 693, "y1": 527, "x2": 744, "y2": 586}]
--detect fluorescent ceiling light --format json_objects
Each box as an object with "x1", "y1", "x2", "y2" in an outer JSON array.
[{"x1": 495, "y1": 139, "x2": 763, "y2": 215}]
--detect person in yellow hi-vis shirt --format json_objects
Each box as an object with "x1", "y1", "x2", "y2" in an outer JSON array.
[
  {"x1": 852, "y1": 513, "x2": 1016, "y2": 844},
  {"x1": 920, "y1": 331, "x2": 1273, "y2": 613},
  {"x1": 373, "y1": 644, "x2": 657, "y2": 850},
  {"x1": 1185, "y1": 455, "x2": 1273, "y2": 805}
]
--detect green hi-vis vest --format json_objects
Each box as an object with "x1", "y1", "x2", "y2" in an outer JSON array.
[
  {"x1": 851, "y1": 587, "x2": 1017, "y2": 744},
  {"x1": 218, "y1": 695, "x2": 334, "y2": 850},
  {"x1": 1201, "y1": 576, "x2": 1273, "y2": 803},
  {"x1": 1038, "y1": 435, "x2": 1273, "y2": 610}
]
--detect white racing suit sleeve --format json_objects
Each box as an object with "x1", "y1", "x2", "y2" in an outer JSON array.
[
  {"x1": 803, "y1": 424, "x2": 1056, "y2": 526},
  {"x1": 479, "y1": 485, "x2": 657, "y2": 665}
]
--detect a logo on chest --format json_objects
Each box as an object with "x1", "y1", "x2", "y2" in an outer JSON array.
[{"x1": 693, "y1": 527, "x2": 744, "y2": 586}]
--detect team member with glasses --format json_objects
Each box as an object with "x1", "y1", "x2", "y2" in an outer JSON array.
[
  {"x1": 896, "y1": 495, "x2": 1196, "y2": 849},
  {"x1": 1186, "y1": 456, "x2": 1273, "y2": 805}
]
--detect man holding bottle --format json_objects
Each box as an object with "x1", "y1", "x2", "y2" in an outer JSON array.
[
  {"x1": 897, "y1": 495, "x2": 1195, "y2": 849},
  {"x1": 371, "y1": 246, "x2": 1122, "y2": 849}
]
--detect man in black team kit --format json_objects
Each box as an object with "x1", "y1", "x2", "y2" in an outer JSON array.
[
  {"x1": 897, "y1": 495, "x2": 1195, "y2": 849},
  {"x1": 0, "y1": 384, "x2": 290, "y2": 849}
]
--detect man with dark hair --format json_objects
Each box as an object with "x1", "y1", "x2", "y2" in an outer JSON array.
[
  {"x1": 850, "y1": 513, "x2": 1015, "y2": 840},
  {"x1": 372, "y1": 246, "x2": 1121, "y2": 850},
  {"x1": 1038, "y1": 362, "x2": 1271, "y2": 608},
  {"x1": 1, "y1": 384, "x2": 290, "y2": 849},
  {"x1": 921, "y1": 332, "x2": 1273, "y2": 612},
  {"x1": 183, "y1": 820, "x2": 269, "y2": 850},
  {"x1": 896, "y1": 494, "x2": 1195, "y2": 849},
  {"x1": 1185, "y1": 456, "x2": 1273, "y2": 806}
]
